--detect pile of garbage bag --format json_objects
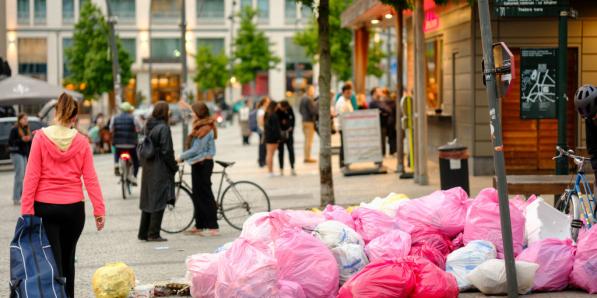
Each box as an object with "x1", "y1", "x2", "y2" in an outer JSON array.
[{"x1": 183, "y1": 186, "x2": 597, "y2": 297}]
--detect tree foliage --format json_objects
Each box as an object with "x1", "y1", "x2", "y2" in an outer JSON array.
[
  {"x1": 194, "y1": 46, "x2": 229, "y2": 92},
  {"x1": 65, "y1": 1, "x2": 132, "y2": 99},
  {"x1": 233, "y1": 7, "x2": 280, "y2": 85},
  {"x1": 367, "y1": 40, "x2": 386, "y2": 78}
]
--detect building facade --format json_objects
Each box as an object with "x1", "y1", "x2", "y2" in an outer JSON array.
[{"x1": 4, "y1": 0, "x2": 312, "y2": 109}]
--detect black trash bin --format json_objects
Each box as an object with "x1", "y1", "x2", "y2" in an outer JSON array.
[{"x1": 438, "y1": 143, "x2": 470, "y2": 195}]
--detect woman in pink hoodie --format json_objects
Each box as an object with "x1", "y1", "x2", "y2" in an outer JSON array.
[{"x1": 21, "y1": 93, "x2": 106, "y2": 298}]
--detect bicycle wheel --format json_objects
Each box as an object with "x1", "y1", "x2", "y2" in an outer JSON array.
[
  {"x1": 120, "y1": 162, "x2": 128, "y2": 200},
  {"x1": 556, "y1": 191, "x2": 582, "y2": 242},
  {"x1": 221, "y1": 181, "x2": 270, "y2": 230},
  {"x1": 161, "y1": 184, "x2": 195, "y2": 234}
]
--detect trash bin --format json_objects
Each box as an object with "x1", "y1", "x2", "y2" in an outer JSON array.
[{"x1": 438, "y1": 143, "x2": 470, "y2": 195}]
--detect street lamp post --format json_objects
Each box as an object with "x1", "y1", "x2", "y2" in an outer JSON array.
[
  {"x1": 228, "y1": 1, "x2": 236, "y2": 105},
  {"x1": 181, "y1": 0, "x2": 189, "y2": 144},
  {"x1": 106, "y1": 0, "x2": 122, "y2": 114}
]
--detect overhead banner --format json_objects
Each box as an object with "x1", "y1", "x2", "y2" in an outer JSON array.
[
  {"x1": 520, "y1": 48, "x2": 558, "y2": 119},
  {"x1": 494, "y1": 0, "x2": 567, "y2": 17},
  {"x1": 341, "y1": 109, "x2": 383, "y2": 165}
]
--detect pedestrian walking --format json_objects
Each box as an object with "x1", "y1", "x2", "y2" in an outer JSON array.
[
  {"x1": 178, "y1": 102, "x2": 220, "y2": 236},
  {"x1": 369, "y1": 87, "x2": 392, "y2": 157},
  {"x1": 277, "y1": 100, "x2": 296, "y2": 176},
  {"x1": 8, "y1": 113, "x2": 32, "y2": 205},
  {"x1": 239, "y1": 99, "x2": 251, "y2": 145},
  {"x1": 299, "y1": 86, "x2": 318, "y2": 163},
  {"x1": 335, "y1": 84, "x2": 355, "y2": 168},
  {"x1": 257, "y1": 97, "x2": 270, "y2": 167},
  {"x1": 20, "y1": 93, "x2": 106, "y2": 298},
  {"x1": 264, "y1": 101, "x2": 282, "y2": 176},
  {"x1": 138, "y1": 102, "x2": 178, "y2": 242}
]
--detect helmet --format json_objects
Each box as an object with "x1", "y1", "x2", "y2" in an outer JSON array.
[{"x1": 574, "y1": 84, "x2": 597, "y2": 119}]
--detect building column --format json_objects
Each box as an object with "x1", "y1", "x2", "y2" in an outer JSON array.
[{"x1": 353, "y1": 27, "x2": 369, "y2": 95}]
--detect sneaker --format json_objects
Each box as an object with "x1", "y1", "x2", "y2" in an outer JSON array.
[
  {"x1": 147, "y1": 237, "x2": 168, "y2": 242},
  {"x1": 291, "y1": 169, "x2": 297, "y2": 176}
]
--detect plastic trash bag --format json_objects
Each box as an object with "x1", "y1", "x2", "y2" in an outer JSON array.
[
  {"x1": 322, "y1": 205, "x2": 355, "y2": 229},
  {"x1": 240, "y1": 212, "x2": 288, "y2": 243},
  {"x1": 278, "y1": 280, "x2": 306, "y2": 298},
  {"x1": 446, "y1": 240, "x2": 497, "y2": 291},
  {"x1": 282, "y1": 210, "x2": 326, "y2": 230},
  {"x1": 464, "y1": 188, "x2": 525, "y2": 258},
  {"x1": 411, "y1": 257, "x2": 459, "y2": 298},
  {"x1": 409, "y1": 244, "x2": 446, "y2": 270},
  {"x1": 312, "y1": 220, "x2": 364, "y2": 248},
  {"x1": 213, "y1": 242, "x2": 233, "y2": 253},
  {"x1": 467, "y1": 259, "x2": 539, "y2": 295},
  {"x1": 92, "y1": 262, "x2": 136, "y2": 298},
  {"x1": 215, "y1": 238, "x2": 279, "y2": 297},
  {"x1": 525, "y1": 198, "x2": 571, "y2": 245},
  {"x1": 570, "y1": 228, "x2": 597, "y2": 294},
  {"x1": 332, "y1": 244, "x2": 370, "y2": 284},
  {"x1": 410, "y1": 229, "x2": 454, "y2": 256},
  {"x1": 451, "y1": 233, "x2": 464, "y2": 250},
  {"x1": 396, "y1": 187, "x2": 470, "y2": 238},
  {"x1": 359, "y1": 193, "x2": 409, "y2": 217},
  {"x1": 274, "y1": 228, "x2": 339, "y2": 298},
  {"x1": 186, "y1": 253, "x2": 220, "y2": 298},
  {"x1": 365, "y1": 229, "x2": 411, "y2": 262},
  {"x1": 337, "y1": 259, "x2": 417, "y2": 298},
  {"x1": 516, "y1": 238, "x2": 575, "y2": 292},
  {"x1": 352, "y1": 207, "x2": 400, "y2": 244}
]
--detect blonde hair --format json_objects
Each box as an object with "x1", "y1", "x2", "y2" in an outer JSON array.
[{"x1": 55, "y1": 93, "x2": 79, "y2": 126}]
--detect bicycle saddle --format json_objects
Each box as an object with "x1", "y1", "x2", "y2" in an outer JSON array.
[{"x1": 216, "y1": 160, "x2": 235, "y2": 168}]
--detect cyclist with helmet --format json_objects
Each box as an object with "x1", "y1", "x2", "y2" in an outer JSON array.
[
  {"x1": 111, "y1": 102, "x2": 141, "y2": 185},
  {"x1": 574, "y1": 84, "x2": 597, "y2": 191}
]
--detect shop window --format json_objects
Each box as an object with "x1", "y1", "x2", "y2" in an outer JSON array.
[
  {"x1": 151, "y1": 74, "x2": 180, "y2": 103},
  {"x1": 151, "y1": 0, "x2": 180, "y2": 24},
  {"x1": 121, "y1": 38, "x2": 137, "y2": 62},
  {"x1": 151, "y1": 38, "x2": 181, "y2": 58},
  {"x1": 197, "y1": 0, "x2": 225, "y2": 23},
  {"x1": 425, "y1": 38, "x2": 443, "y2": 113},
  {"x1": 18, "y1": 38, "x2": 47, "y2": 81},
  {"x1": 123, "y1": 77, "x2": 137, "y2": 105},
  {"x1": 197, "y1": 38, "x2": 225, "y2": 55},
  {"x1": 284, "y1": 37, "x2": 312, "y2": 96},
  {"x1": 63, "y1": 0, "x2": 74, "y2": 23},
  {"x1": 108, "y1": 0, "x2": 135, "y2": 23}
]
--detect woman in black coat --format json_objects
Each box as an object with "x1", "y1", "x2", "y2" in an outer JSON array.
[
  {"x1": 264, "y1": 101, "x2": 282, "y2": 176},
  {"x1": 277, "y1": 100, "x2": 296, "y2": 176},
  {"x1": 138, "y1": 102, "x2": 178, "y2": 242}
]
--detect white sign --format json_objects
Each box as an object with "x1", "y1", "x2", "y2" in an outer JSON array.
[{"x1": 341, "y1": 109, "x2": 383, "y2": 164}]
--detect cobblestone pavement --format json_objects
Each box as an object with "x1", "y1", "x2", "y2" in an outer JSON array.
[{"x1": 0, "y1": 120, "x2": 591, "y2": 297}]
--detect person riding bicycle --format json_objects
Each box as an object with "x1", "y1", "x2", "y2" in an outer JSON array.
[
  {"x1": 111, "y1": 102, "x2": 141, "y2": 185},
  {"x1": 574, "y1": 84, "x2": 597, "y2": 193}
]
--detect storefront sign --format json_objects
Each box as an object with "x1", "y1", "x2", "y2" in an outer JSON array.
[
  {"x1": 341, "y1": 109, "x2": 383, "y2": 164},
  {"x1": 495, "y1": 0, "x2": 567, "y2": 17},
  {"x1": 424, "y1": 11, "x2": 439, "y2": 32},
  {"x1": 520, "y1": 48, "x2": 558, "y2": 119}
]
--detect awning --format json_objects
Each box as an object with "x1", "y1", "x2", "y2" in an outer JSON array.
[{"x1": 0, "y1": 75, "x2": 83, "y2": 106}]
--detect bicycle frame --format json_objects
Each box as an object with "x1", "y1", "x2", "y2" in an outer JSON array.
[{"x1": 177, "y1": 164, "x2": 232, "y2": 206}]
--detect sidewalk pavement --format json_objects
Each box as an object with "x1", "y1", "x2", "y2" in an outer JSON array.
[{"x1": 0, "y1": 119, "x2": 590, "y2": 297}]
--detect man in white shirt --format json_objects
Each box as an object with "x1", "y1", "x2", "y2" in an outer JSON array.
[{"x1": 335, "y1": 84, "x2": 354, "y2": 168}]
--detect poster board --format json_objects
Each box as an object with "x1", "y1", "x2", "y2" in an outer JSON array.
[
  {"x1": 520, "y1": 48, "x2": 558, "y2": 119},
  {"x1": 341, "y1": 109, "x2": 383, "y2": 165}
]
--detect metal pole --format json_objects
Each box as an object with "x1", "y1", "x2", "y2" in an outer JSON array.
[
  {"x1": 106, "y1": 0, "x2": 122, "y2": 114},
  {"x1": 396, "y1": 10, "x2": 404, "y2": 174},
  {"x1": 556, "y1": 9, "x2": 569, "y2": 175},
  {"x1": 477, "y1": 0, "x2": 519, "y2": 296},
  {"x1": 228, "y1": 1, "x2": 236, "y2": 106},
  {"x1": 414, "y1": 0, "x2": 428, "y2": 185},
  {"x1": 181, "y1": 0, "x2": 188, "y2": 144},
  {"x1": 452, "y1": 51, "x2": 458, "y2": 140}
]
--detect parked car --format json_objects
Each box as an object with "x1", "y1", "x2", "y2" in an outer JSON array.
[{"x1": 0, "y1": 116, "x2": 44, "y2": 165}]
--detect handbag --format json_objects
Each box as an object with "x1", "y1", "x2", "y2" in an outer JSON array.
[{"x1": 138, "y1": 123, "x2": 164, "y2": 161}]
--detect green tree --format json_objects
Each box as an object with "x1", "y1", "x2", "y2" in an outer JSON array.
[
  {"x1": 367, "y1": 39, "x2": 386, "y2": 78},
  {"x1": 65, "y1": 1, "x2": 132, "y2": 99},
  {"x1": 194, "y1": 46, "x2": 229, "y2": 93},
  {"x1": 233, "y1": 7, "x2": 280, "y2": 96}
]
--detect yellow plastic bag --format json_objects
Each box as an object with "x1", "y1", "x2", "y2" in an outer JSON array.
[{"x1": 92, "y1": 262, "x2": 136, "y2": 298}]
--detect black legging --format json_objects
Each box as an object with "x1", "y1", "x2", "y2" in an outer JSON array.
[
  {"x1": 34, "y1": 201, "x2": 85, "y2": 298},
  {"x1": 278, "y1": 133, "x2": 295, "y2": 170},
  {"x1": 191, "y1": 160, "x2": 219, "y2": 229}
]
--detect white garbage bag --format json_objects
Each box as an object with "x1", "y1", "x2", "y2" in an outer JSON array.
[
  {"x1": 467, "y1": 259, "x2": 539, "y2": 295},
  {"x1": 359, "y1": 193, "x2": 409, "y2": 217},
  {"x1": 525, "y1": 198, "x2": 571, "y2": 245},
  {"x1": 312, "y1": 220, "x2": 364, "y2": 248},
  {"x1": 445, "y1": 240, "x2": 497, "y2": 291},
  {"x1": 331, "y1": 243, "x2": 370, "y2": 284}
]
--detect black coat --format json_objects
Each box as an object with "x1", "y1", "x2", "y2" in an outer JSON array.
[
  {"x1": 140, "y1": 118, "x2": 178, "y2": 212},
  {"x1": 264, "y1": 112, "x2": 282, "y2": 144},
  {"x1": 8, "y1": 126, "x2": 32, "y2": 157}
]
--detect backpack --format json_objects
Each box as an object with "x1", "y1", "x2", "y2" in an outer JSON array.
[
  {"x1": 10, "y1": 216, "x2": 67, "y2": 298},
  {"x1": 249, "y1": 110, "x2": 259, "y2": 132},
  {"x1": 138, "y1": 123, "x2": 164, "y2": 161}
]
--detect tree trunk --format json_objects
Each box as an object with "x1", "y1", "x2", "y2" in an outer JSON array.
[
  {"x1": 396, "y1": 10, "x2": 405, "y2": 174},
  {"x1": 317, "y1": 0, "x2": 335, "y2": 206},
  {"x1": 414, "y1": 0, "x2": 428, "y2": 185}
]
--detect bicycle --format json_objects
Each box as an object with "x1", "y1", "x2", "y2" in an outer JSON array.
[
  {"x1": 553, "y1": 146, "x2": 597, "y2": 241},
  {"x1": 161, "y1": 160, "x2": 271, "y2": 233},
  {"x1": 118, "y1": 150, "x2": 133, "y2": 200}
]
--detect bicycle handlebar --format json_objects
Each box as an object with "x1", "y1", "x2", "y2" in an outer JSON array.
[{"x1": 553, "y1": 146, "x2": 589, "y2": 161}]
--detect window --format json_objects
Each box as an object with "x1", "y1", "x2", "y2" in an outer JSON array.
[
  {"x1": 285, "y1": 37, "x2": 312, "y2": 93},
  {"x1": 257, "y1": 0, "x2": 269, "y2": 22},
  {"x1": 197, "y1": 0, "x2": 225, "y2": 22},
  {"x1": 285, "y1": 0, "x2": 297, "y2": 21},
  {"x1": 34, "y1": 0, "x2": 46, "y2": 24},
  {"x1": 151, "y1": 0, "x2": 180, "y2": 24},
  {"x1": 151, "y1": 38, "x2": 181, "y2": 58},
  {"x1": 108, "y1": 0, "x2": 135, "y2": 23},
  {"x1": 301, "y1": 4, "x2": 312, "y2": 20},
  {"x1": 197, "y1": 38, "x2": 225, "y2": 55},
  {"x1": 121, "y1": 38, "x2": 137, "y2": 62},
  {"x1": 18, "y1": 38, "x2": 48, "y2": 81},
  {"x1": 63, "y1": 0, "x2": 74, "y2": 23},
  {"x1": 63, "y1": 38, "x2": 72, "y2": 78},
  {"x1": 240, "y1": 0, "x2": 252, "y2": 10},
  {"x1": 17, "y1": 0, "x2": 30, "y2": 25},
  {"x1": 425, "y1": 38, "x2": 443, "y2": 111}
]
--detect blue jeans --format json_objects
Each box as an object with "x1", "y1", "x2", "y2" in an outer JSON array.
[{"x1": 10, "y1": 153, "x2": 27, "y2": 202}]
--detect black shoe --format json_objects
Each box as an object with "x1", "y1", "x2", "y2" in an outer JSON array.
[
  {"x1": 147, "y1": 237, "x2": 168, "y2": 242},
  {"x1": 138, "y1": 236, "x2": 148, "y2": 241}
]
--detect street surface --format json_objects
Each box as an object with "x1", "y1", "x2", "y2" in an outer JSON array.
[{"x1": 0, "y1": 119, "x2": 591, "y2": 297}]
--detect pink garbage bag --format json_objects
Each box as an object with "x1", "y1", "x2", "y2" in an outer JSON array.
[
  {"x1": 516, "y1": 238, "x2": 575, "y2": 291},
  {"x1": 240, "y1": 211, "x2": 290, "y2": 243},
  {"x1": 463, "y1": 188, "x2": 525, "y2": 258},
  {"x1": 186, "y1": 253, "x2": 220, "y2": 298},
  {"x1": 274, "y1": 228, "x2": 339, "y2": 298},
  {"x1": 282, "y1": 210, "x2": 326, "y2": 230},
  {"x1": 322, "y1": 205, "x2": 355, "y2": 229},
  {"x1": 352, "y1": 207, "x2": 399, "y2": 244},
  {"x1": 278, "y1": 280, "x2": 306, "y2": 298},
  {"x1": 396, "y1": 187, "x2": 470, "y2": 238},
  {"x1": 337, "y1": 259, "x2": 417, "y2": 298},
  {"x1": 411, "y1": 229, "x2": 454, "y2": 256},
  {"x1": 570, "y1": 228, "x2": 597, "y2": 294},
  {"x1": 452, "y1": 233, "x2": 464, "y2": 250},
  {"x1": 215, "y1": 238, "x2": 279, "y2": 297},
  {"x1": 365, "y1": 229, "x2": 411, "y2": 262},
  {"x1": 409, "y1": 244, "x2": 446, "y2": 270},
  {"x1": 409, "y1": 257, "x2": 459, "y2": 298}
]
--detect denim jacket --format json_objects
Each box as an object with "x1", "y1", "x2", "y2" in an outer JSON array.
[{"x1": 180, "y1": 130, "x2": 216, "y2": 164}]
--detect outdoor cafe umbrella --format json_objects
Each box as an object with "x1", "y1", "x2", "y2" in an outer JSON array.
[{"x1": 0, "y1": 75, "x2": 83, "y2": 106}]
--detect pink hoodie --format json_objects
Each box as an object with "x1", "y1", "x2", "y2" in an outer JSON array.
[{"x1": 21, "y1": 129, "x2": 105, "y2": 216}]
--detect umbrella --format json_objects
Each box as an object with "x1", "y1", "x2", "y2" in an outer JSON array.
[{"x1": 0, "y1": 75, "x2": 83, "y2": 106}]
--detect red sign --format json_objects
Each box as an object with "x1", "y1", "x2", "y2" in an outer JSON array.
[{"x1": 424, "y1": 11, "x2": 439, "y2": 32}]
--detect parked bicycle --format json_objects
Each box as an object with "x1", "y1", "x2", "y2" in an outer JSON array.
[
  {"x1": 161, "y1": 160, "x2": 271, "y2": 233},
  {"x1": 553, "y1": 146, "x2": 597, "y2": 241}
]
